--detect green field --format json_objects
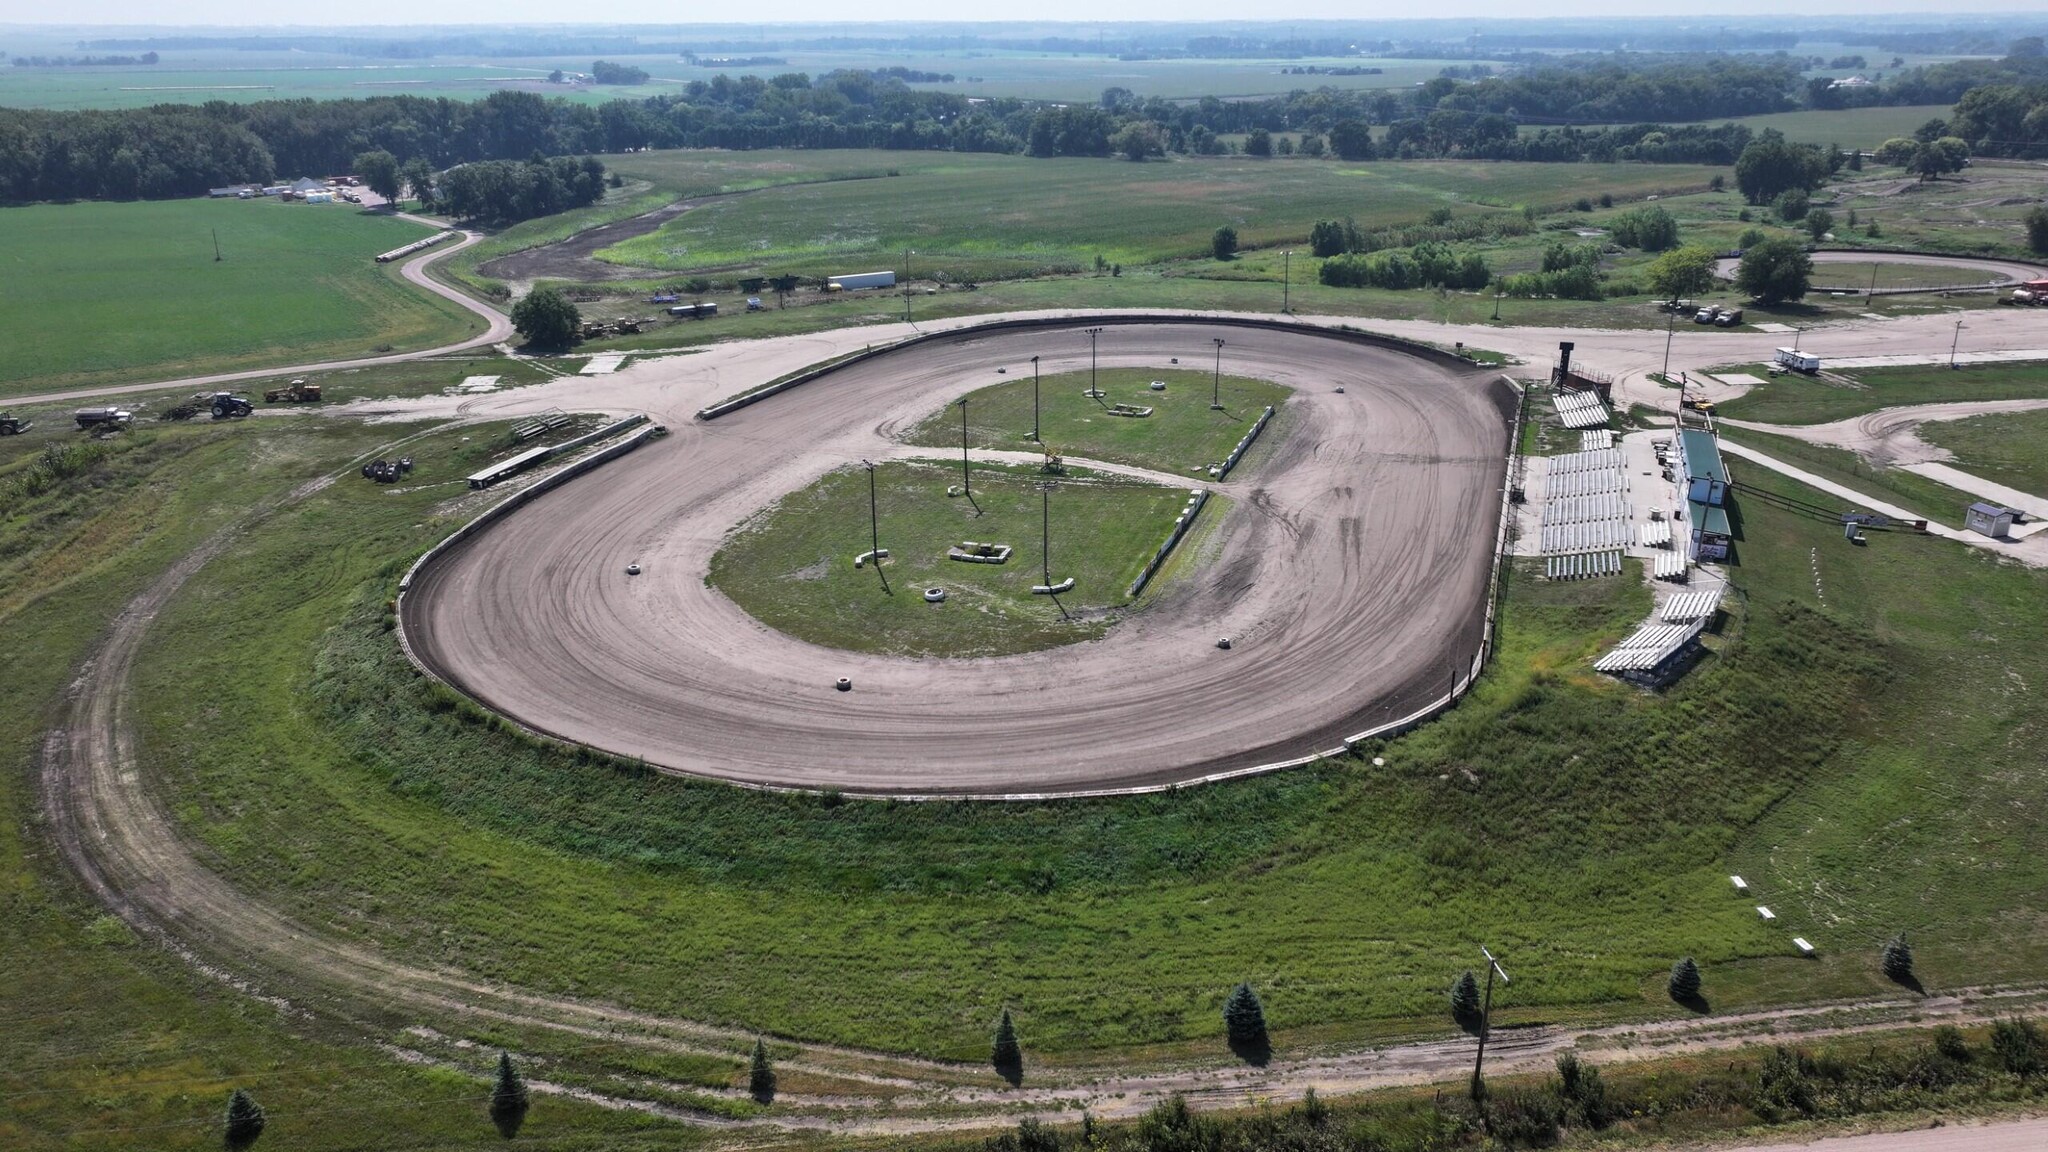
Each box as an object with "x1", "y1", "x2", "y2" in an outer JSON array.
[
  {"x1": 1922, "y1": 408, "x2": 2048, "y2": 499},
  {"x1": 1718, "y1": 362, "x2": 2048, "y2": 425},
  {"x1": 709, "y1": 460, "x2": 1190, "y2": 657},
  {"x1": 1808, "y1": 260, "x2": 2008, "y2": 290},
  {"x1": 1713, "y1": 104, "x2": 1958, "y2": 149},
  {"x1": 903, "y1": 368, "x2": 1287, "y2": 474},
  {"x1": 589, "y1": 151, "x2": 1726, "y2": 283},
  {"x1": 0, "y1": 199, "x2": 482, "y2": 399}
]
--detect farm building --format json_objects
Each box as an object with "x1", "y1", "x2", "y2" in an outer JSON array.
[
  {"x1": 1964, "y1": 502, "x2": 2016, "y2": 538},
  {"x1": 208, "y1": 184, "x2": 262, "y2": 198},
  {"x1": 1676, "y1": 428, "x2": 1732, "y2": 562}
]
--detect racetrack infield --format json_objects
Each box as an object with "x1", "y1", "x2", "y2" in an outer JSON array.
[{"x1": 399, "y1": 320, "x2": 1517, "y2": 796}]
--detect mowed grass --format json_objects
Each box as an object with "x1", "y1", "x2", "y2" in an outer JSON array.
[
  {"x1": 709, "y1": 459, "x2": 1190, "y2": 657},
  {"x1": 0, "y1": 421, "x2": 679, "y2": 1151},
  {"x1": 1808, "y1": 260, "x2": 2010, "y2": 290},
  {"x1": 1717, "y1": 362, "x2": 2048, "y2": 424},
  {"x1": 98, "y1": 403, "x2": 2048, "y2": 1069},
  {"x1": 1921, "y1": 407, "x2": 2048, "y2": 499},
  {"x1": 902, "y1": 368, "x2": 1288, "y2": 475},
  {"x1": 0, "y1": 198, "x2": 481, "y2": 398},
  {"x1": 595, "y1": 152, "x2": 1726, "y2": 281},
  {"x1": 1709, "y1": 105, "x2": 1958, "y2": 149}
]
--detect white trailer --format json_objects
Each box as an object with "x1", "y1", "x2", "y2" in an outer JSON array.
[
  {"x1": 829, "y1": 270, "x2": 897, "y2": 291},
  {"x1": 1773, "y1": 348, "x2": 1821, "y2": 373}
]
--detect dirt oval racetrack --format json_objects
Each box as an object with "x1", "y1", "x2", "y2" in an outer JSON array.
[{"x1": 400, "y1": 320, "x2": 1517, "y2": 796}]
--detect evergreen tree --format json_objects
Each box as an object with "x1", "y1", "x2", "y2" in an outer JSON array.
[
  {"x1": 1211, "y1": 226, "x2": 1239, "y2": 261},
  {"x1": 1669, "y1": 957, "x2": 1703, "y2": 1002},
  {"x1": 991, "y1": 1007, "x2": 1022, "y2": 1073},
  {"x1": 748, "y1": 1037, "x2": 776, "y2": 1103},
  {"x1": 1882, "y1": 933, "x2": 1915, "y2": 982},
  {"x1": 1450, "y1": 970, "x2": 1481, "y2": 1019},
  {"x1": 224, "y1": 1088, "x2": 266, "y2": 1151},
  {"x1": 489, "y1": 1051, "x2": 530, "y2": 1139},
  {"x1": 1222, "y1": 982, "x2": 1267, "y2": 1047}
]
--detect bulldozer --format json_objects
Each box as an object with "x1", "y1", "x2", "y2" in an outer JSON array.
[
  {"x1": 612, "y1": 317, "x2": 643, "y2": 334},
  {"x1": 264, "y1": 378, "x2": 323, "y2": 403}
]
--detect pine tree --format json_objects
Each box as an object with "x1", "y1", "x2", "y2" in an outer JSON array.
[
  {"x1": 991, "y1": 1008, "x2": 1022, "y2": 1073},
  {"x1": 1669, "y1": 957, "x2": 1703, "y2": 1002},
  {"x1": 748, "y1": 1038, "x2": 776, "y2": 1103},
  {"x1": 1223, "y1": 982, "x2": 1268, "y2": 1047},
  {"x1": 224, "y1": 1088, "x2": 266, "y2": 1151},
  {"x1": 1882, "y1": 934, "x2": 1914, "y2": 982},
  {"x1": 489, "y1": 1051, "x2": 530, "y2": 1139},
  {"x1": 1450, "y1": 970, "x2": 1481, "y2": 1019}
]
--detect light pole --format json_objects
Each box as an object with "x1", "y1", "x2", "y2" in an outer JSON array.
[
  {"x1": 1282, "y1": 250, "x2": 1293, "y2": 313},
  {"x1": 1210, "y1": 337, "x2": 1226, "y2": 411},
  {"x1": 1950, "y1": 318, "x2": 1965, "y2": 369},
  {"x1": 1083, "y1": 327, "x2": 1104, "y2": 398},
  {"x1": 1468, "y1": 945, "x2": 1511, "y2": 1101},
  {"x1": 903, "y1": 247, "x2": 915, "y2": 324},
  {"x1": 958, "y1": 397, "x2": 972, "y2": 502},
  {"x1": 1040, "y1": 482, "x2": 1056, "y2": 586},
  {"x1": 863, "y1": 459, "x2": 889, "y2": 594},
  {"x1": 1661, "y1": 304, "x2": 1676, "y2": 382},
  {"x1": 1031, "y1": 355, "x2": 1042, "y2": 442},
  {"x1": 1492, "y1": 291, "x2": 1503, "y2": 322}
]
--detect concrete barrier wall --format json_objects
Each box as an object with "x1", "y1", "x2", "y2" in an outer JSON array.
[
  {"x1": 1216, "y1": 405, "x2": 1276, "y2": 481},
  {"x1": 695, "y1": 313, "x2": 1487, "y2": 422},
  {"x1": 1127, "y1": 489, "x2": 1209, "y2": 599}
]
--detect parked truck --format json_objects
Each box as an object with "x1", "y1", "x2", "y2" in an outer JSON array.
[
  {"x1": 74, "y1": 407, "x2": 134, "y2": 431},
  {"x1": 827, "y1": 270, "x2": 896, "y2": 292}
]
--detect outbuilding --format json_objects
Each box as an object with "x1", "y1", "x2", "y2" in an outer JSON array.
[
  {"x1": 1964, "y1": 502, "x2": 2015, "y2": 538},
  {"x1": 1676, "y1": 428, "x2": 1733, "y2": 562}
]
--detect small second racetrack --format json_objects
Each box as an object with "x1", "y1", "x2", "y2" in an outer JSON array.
[{"x1": 399, "y1": 319, "x2": 1516, "y2": 797}]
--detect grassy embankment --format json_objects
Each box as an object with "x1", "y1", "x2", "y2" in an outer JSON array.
[
  {"x1": 1718, "y1": 362, "x2": 2048, "y2": 425},
  {"x1": 1921, "y1": 407, "x2": 2048, "y2": 499},
  {"x1": 0, "y1": 423, "x2": 680, "y2": 1150},
  {"x1": 98, "y1": 410, "x2": 2048, "y2": 1077},
  {"x1": 0, "y1": 199, "x2": 481, "y2": 400}
]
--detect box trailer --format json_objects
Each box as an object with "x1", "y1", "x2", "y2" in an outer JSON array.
[
  {"x1": 829, "y1": 271, "x2": 896, "y2": 291},
  {"x1": 1773, "y1": 348, "x2": 1821, "y2": 374}
]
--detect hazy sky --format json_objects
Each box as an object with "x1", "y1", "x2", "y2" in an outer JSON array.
[{"x1": 13, "y1": 3, "x2": 2047, "y2": 27}]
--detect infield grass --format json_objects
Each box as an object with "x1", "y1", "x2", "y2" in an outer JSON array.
[
  {"x1": 1716, "y1": 362, "x2": 2048, "y2": 425},
  {"x1": 0, "y1": 198, "x2": 481, "y2": 399},
  {"x1": 709, "y1": 459, "x2": 1192, "y2": 657},
  {"x1": 1920, "y1": 408, "x2": 2048, "y2": 500},
  {"x1": 901, "y1": 368, "x2": 1288, "y2": 476}
]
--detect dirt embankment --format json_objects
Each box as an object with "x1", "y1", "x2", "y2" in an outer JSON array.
[{"x1": 477, "y1": 197, "x2": 701, "y2": 286}]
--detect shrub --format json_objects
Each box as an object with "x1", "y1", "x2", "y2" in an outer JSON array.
[
  {"x1": 1806, "y1": 208, "x2": 1834, "y2": 240},
  {"x1": 1554, "y1": 1051, "x2": 1611, "y2": 1128},
  {"x1": 1752, "y1": 1046, "x2": 1820, "y2": 1120},
  {"x1": 1710, "y1": 174, "x2": 1726, "y2": 191},
  {"x1": 748, "y1": 1037, "x2": 777, "y2": 1103},
  {"x1": 1669, "y1": 957, "x2": 1702, "y2": 1002},
  {"x1": 683, "y1": 276, "x2": 711, "y2": 294},
  {"x1": 1450, "y1": 970, "x2": 1481, "y2": 1018},
  {"x1": 1991, "y1": 1018, "x2": 2043, "y2": 1077},
  {"x1": 1223, "y1": 983, "x2": 1268, "y2": 1048},
  {"x1": 1775, "y1": 188, "x2": 1810, "y2": 222},
  {"x1": 1881, "y1": 933, "x2": 1914, "y2": 982},
  {"x1": 1573, "y1": 197, "x2": 1594, "y2": 212},
  {"x1": 2026, "y1": 206, "x2": 2048, "y2": 255},
  {"x1": 224, "y1": 1088, "x2": 266, "y2": 1150},
  {"x1": 1934, "y1": 1025, "x2": 1971, "y2": 1062},
  {"x1": 1597, "y1": 192, "x2": 1613, "y2": 208},
  {"x1": 1737, "y1": 227, "x2": 1768, "y2": 249},
  {"x1": 490, "y1": 1051, "x2": 530, "y2": 1139},
  {"x1": 1211, "y1": 225, "x2": 1239, "y2": 260},
  {"x1": 1486, "y1": 1086, "x2": 1562, "y2": 1147}
]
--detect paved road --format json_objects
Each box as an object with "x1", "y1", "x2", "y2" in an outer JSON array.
[
  {"x1": 401, "y1": 321, "x2": 1516, "y2": 796},
  {"x1": 8, "y1": 223, "x2": 512, "y2": 408}
]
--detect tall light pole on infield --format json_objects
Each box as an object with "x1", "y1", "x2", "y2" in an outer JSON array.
[
  {"x1": 1031, "y1": 355, "x2": 1042, "y2": 442},
  {"x1": 863, "y1": 459, "x2": 889, "y2": 594},
  {"x1": 1084, "y1": 327, "x2": 1105, "y2": 399},
  {"x1": 1282, "y1": 250, "x2": 1293, "y2": 313},
  {"x1": 1469, "y1": 945, "x2": 1510, "y2": 1101},
  {"x1": 1210, "y1": 337, "x2": 1227, "y2": 411},
  {"x1": 903, "y1": 247, "x2": 915, "y2": 324},
  {"x1": 957, "y1": 397, "x2": 979, "y2": 513}
]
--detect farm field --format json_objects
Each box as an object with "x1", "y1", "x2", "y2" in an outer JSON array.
[
  {"x1": 901, "y1": 368, "x2": 1288, "y2": 475},
  {"x1": 590, "y1": 152, "x2": 1726, "y2": 283},
  {"x1": 1713, "y1": 104, "x2": 1958, "y2": 149},
  {"x1": 1921, "y1": 408, "x2": 2048, "y2": 500},
  {"x1": 1716, "y1": 362, "x2": 2048, "y2": 425},
  {"x1": 0, "y1": 198, "x2": 481, "y2": 399},
  {"x1": 710, "y1": 460, "x2": 1193, "y2": 657}
]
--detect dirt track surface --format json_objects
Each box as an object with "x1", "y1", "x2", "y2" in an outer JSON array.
[
  {"x1": 1707, "y1": 1117, "x2": 2048, "y2": 1152},
  {"x1": 9, "y1": 225, "x2": 513, "y2": 409},
  {"x1": 1722, "y1": 398, "x2": 2048, "y2": 467},
  {"x1": 476, "y1": 196, "x2": 693, "y2": 287},
  {"x1": 401, "y1": 321, "x2": 1516, "y2": 795}
]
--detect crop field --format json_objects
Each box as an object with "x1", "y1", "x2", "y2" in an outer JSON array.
[
  {"x1": 1711, "y1": 104, "x2": 1958, "y2": 149},
  {"x1": 902, "y1": 368, "x2": 1288, "y2": 474},
  {"x1": 590, "y1": 152, "x2": 1725, "y2": 282},
  {"x1": 1922, "y1": 408, "x2": 2048, "y2": 499},
  {"x1": 1717, "y1": 362, "x2": 2048, "y2": 425},
  {"x1": 709, "y1": 460, "x2": 1192, "y2": 657},
  {"x1": 0, "y1": 198, "x2": 480, "y2": 399}
]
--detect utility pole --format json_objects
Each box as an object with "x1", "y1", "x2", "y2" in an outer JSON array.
[
  {"x1": 1031, "y1": 355, "x2": 1042, "y2": 442},
  {"x1": 1492, "y1": 291, "x2": 1503, "y2": 322},
  {"x1": 1950, "y1": 318, "x2": 1965, "y2": 369},
  {"x1": 1210, "y1": 338, "x2": 1226, "y2": 411},
  {"x1": 1661, "y1": 304, "x2": 1676, "y2": 382},
  {"x1": 903, "y1": 248, "x2": 914, "y2": 324},
  {"x1": 958, "y1": 397, "x2": 972, "y2": 501},
  {"x1": 1083, "y1": 327, "x2": 1104, "y2": 398},
  {"x1": 863, "y1": 459, "x2": 888, "y2": 593},
  {"x1": 212, "y1": 228, "x2": 222, "y2": 262},
  {"x1": 1281, "y1": 250, "x2": 1293, "y2": 313},
  {"x1": 1469, "y1": 945, "x2": 1510, "y2": 1101},
  {"x1": 1040, "y1": 482, "x2": 1055, "y2": 586}
]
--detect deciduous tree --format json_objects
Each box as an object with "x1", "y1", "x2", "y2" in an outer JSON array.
[
  {"x1": 512, "y1": 285, "x2": 581, "y2": 349},
  {"x1": 1736, "y1": 237, "x2": 1812, "y2": 305}
]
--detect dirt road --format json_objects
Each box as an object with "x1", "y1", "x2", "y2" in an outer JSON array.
[
  {"x1": 1710, "y1": 1117, "x2": 2048, "y2": 1152},
  {"x1": 400, "y1": 320, "x2": 1516, "y2": 796}
]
